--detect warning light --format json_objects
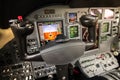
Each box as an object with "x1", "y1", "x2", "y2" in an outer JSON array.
[{"x1": 18, "y1": 16, "x2": 23, "y2": 21}]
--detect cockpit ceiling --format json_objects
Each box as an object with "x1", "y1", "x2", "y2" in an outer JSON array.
[
  {"x1": 2, "y1": 0, "x2": 120, "y2": 16},
  {"x1": 1, "y1": 0, "x2": 120, "y2": 27}
]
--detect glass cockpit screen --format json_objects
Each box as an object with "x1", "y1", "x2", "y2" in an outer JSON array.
[
  {"x1": 37, "y1": 21, "x2": 63, "y2": 42},
  {"x1": 69, "y1": 25, "x2": 79, "y2": 39},
  {"x1": 101, "y1": 23, "x2": 109, "y2": 33},
  {"x1": 68, "y1": 13, "x2": 77, "y2": 23},
  {"x1": 101, "y1": 22, "x2": 110, "y2": 34}
]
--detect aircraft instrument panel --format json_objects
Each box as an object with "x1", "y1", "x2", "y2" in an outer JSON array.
[{"x1": 0, "y1": 5, "x2": 120, "y2": 80}]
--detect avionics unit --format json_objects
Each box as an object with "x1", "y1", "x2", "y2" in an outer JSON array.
[
  {"x1": 67, "y1": 12, "x2": 78, "y2": 23},
  {"x1": 37, "y1": 20, "x2": 64, "y2": 46},
  {"x1": 78, "y1": 51, "x2": 119, "y2": 78},
  {"x1": 26, "y1": 22, "x2": 40, "y2": 55},
  {"x1": 0, "y1": 62, "x2": 34, "y2": 80},
  {"x1": 67, "y1": 24, "x2": 81, "y2": 40},
  {"x1": 31, "y1": 61, "x2": 56, "y2": 79},
  {"x1": 101, "y1": 21, "x2": 111, "y2": 35}
]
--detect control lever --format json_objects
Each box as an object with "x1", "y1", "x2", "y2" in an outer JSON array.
[
  {"x1": 10, "y1": 20, "x2": 34, "y2": 60},
  {"x1": 88, "y1": 26, "x2": 96, "y2": 42},
  {"x1": 80, "y1": 14, "x2": 97, "y2": 43}
]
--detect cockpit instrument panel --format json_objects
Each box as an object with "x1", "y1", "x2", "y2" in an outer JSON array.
[
  {"x1": 25, "y1": 6, "x2": 86, "y2": 64},
  {"x1": 26, "y1": 6, "x2": 120, "y2": 55},
  {"x1": 5, "y1": 5, "x2": 120, "y2": 80},
  {"x1": 101, "y1": 21, "x2": 111, "y2": 35},
  {"x1": 68, "y1": 12, "x2": 77, "y2": 23}
]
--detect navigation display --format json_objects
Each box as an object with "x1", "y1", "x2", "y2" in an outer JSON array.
[
  {"x1": 101, "y1": 23, "x2": 109, "y2": 33},
  {"x1": 68, "y1": 13, "x2": 77, "y2": 23},
  {"x1": 101, "y1": 21, "x2": 111, "y2": 35},
  {"x1": 69, "y1": 25, "x2": 79, "y2": 39},
  {"x1": 37, "y1": 20, "x2": 63, "y2": 44}
]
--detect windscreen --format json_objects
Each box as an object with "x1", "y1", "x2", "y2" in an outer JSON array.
[{"x1": 104, "y1": 9, "x2": 114, "y2": 19}]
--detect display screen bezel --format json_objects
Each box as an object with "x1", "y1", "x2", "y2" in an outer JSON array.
[
  {"x1": 101, "y1": 21, "x2": 111, "y2": 35},
  {"x1": 67, "y1": 12, "x2": 78, "y2": 23},
  {"x1": 37, "y1": 20, "x2": 64, "y2": 42},
  {"x1": 68, "y1": 24, "x2": 80, "y2": 39}
]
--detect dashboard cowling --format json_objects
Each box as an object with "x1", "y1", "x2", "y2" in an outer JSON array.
[{"x1": 41, "y1": 41, "x2": 85, "y2": 65}]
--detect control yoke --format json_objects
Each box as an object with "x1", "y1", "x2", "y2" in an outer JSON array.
[{"x1": 80, "y1": 14, "x2": 97, "y2": 42}]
